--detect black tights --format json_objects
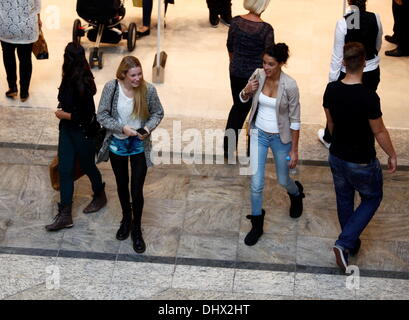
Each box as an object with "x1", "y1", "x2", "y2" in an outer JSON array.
[{"x1": 109, "y1": 152, "x2": 147, "y2": 226}]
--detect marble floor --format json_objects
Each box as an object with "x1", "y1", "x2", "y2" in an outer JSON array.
[
  {"x1": 0, "y1": 0, "x2": 408, "y2": 301},
  {"x1": 0, "y1": 106, "x2": 408, "y2": 300}
]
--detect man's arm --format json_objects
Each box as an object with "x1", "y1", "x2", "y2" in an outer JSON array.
[
  {"x1": 369, "y1": 117, "x2": 397, "y2": 173},
  {"x1": 324, "y1": 108, "x2": 334, "y2": 135}
]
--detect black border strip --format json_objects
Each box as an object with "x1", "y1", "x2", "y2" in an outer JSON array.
[{"x1": 0, "y1": 246, "x2": 408, "y2": 280}]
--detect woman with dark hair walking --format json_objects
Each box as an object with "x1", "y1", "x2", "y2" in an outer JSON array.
[
  {"x1": 97, "y1": 56, "x2": 164, "y2": 254},
  {"x1": 46, "y1": 42, "x2": 107, "y2": 232},
  {"x1": 241, "y1": 43, "x2": 305, "y2": 246}
]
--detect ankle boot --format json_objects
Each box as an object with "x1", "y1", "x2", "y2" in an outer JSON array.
[
  {"x1": 5, "y1": 87, "x2": 17, "y2": 98},
  {"x1": 288, "y1": 181, "x2": 305, "y2": 218},
  {"x1": 45, "y1": 203, "x2": 73, "y2": 231},
  {"x1": 131, "y1": 225, "x2": 146, "y2": 253},
  {"x1": 116, "y1": 213, "x2": 132, "y2": 241},
  {"x1": 244, "y1": 209, "x2": 265, "y2": 246},
  {"x1": 83, "y1": 182, "x2": 107, "y2": 213}
]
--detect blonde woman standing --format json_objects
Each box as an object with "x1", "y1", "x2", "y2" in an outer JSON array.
[{"x1": 97, "y1": 56, "x2": 164, "y2": 254}]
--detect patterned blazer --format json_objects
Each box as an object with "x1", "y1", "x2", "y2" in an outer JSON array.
[{"x1": 96, "y1": 79, "x2": 164, "y2": 167}]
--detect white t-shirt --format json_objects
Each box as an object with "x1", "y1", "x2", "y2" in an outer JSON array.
[{"x1": 113, "y1": 83, "x2": 142, "y2": 139}]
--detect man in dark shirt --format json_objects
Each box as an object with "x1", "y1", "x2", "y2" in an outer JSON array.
[{"x1": 323, "y1": 42, "x2": 397, "y2": 273}]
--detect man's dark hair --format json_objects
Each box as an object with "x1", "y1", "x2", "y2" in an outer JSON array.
[
  {"x1": 343, "y1": 42, "x2": 366, "y2": 73},
  {"x1": 349, "y1": 0, "x2": 366, "y2": 12}
]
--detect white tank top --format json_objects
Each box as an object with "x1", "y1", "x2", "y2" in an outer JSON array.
[{"x1": 255, "y1": 92, "x2": 279, "y2": 133}]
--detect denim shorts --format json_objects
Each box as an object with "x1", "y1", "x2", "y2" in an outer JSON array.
[{"x1": 109, "y1": 136, "x2": 144, "y2": 156}]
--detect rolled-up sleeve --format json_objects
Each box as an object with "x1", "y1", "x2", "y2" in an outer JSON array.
[{"x1": 287, "y1": 81, "x2": 301, "y2": 131}]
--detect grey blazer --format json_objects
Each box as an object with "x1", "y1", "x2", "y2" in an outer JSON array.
[
  {"x1": 241, "y1": 69, "x2": 301, "y2": 144},
  {"x1": 96, "y1": 79, "x2": 164, "y2": 167}
]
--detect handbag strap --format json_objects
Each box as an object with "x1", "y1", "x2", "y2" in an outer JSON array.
[{"x1": 110, "y1": 79, "x2": 118, "y2": 115}]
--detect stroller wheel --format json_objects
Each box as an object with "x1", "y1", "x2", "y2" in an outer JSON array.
[
  {"x1": 72, "y1": 19, "x2": 82, "y2": 45},
  {"x1": 98, "y1": 52, "x2": 103, "y2": 70},
  {"x1": 127, "y1": 23, "x2": 137, "y2": 52}
]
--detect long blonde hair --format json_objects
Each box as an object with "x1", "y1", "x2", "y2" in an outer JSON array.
[{"x1": 116, "y1": 56, "x2": 149, "y2": 120}]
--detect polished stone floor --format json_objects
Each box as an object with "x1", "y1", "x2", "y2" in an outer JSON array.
[
  {"x1": 1, "y1": 0, "x2": 408, "y2": 301},
  {"x1": 0, "y1": 106, "x2": 408, "y2": 300}
]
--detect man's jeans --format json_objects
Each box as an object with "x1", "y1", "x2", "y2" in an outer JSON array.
[
  {"x1": 329, "y1": 154, "x2": 383, "y2": 251},
  {"x1": 250, "y1": 127, "x2": 299, "y2": 216}
]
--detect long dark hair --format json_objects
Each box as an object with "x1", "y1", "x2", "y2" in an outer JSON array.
[
  {"x1": 59, "y1": 42, "x2": 96, "y2": 96},
  {"x1": 349, "y1": 0, "x2": 366, "y2": 12}
]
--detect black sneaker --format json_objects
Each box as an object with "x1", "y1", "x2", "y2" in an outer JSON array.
[
  {"x1": 209, "y1": 11, "x2": 219, "y2": 28},
  {"x1": 333, "y1": 245, "x2": 349, "y2": 273}
]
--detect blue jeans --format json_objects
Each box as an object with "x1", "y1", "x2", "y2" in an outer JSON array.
[
  {"x1": 250, "y1": 127, "x2": 299, "y2": 216},
  {"x1": 329, "y1": 154, "x2": 383, "y2": 251}
]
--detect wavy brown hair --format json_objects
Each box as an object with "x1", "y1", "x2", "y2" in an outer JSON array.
[{"x1": 116, "y1": 56, "x2": 149, "y2": 120}]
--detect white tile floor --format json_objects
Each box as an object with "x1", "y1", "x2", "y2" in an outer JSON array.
[{"x1": 0, "y1": 0, "x2": 408, "y2": 128}]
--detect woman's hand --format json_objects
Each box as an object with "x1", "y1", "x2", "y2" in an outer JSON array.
[
  {"x1": 136, "y1": 130, "x2": 149, "y2": 141},
  {"x1": 122, "y1": 125, "x2": 137, "y2": 137},
  {"x1": 288, "y1": 150, "x2": 298, "y2": 169},
  {"x1": 245, "y1": 78, "x2": 259, "y2": 96},
  {"x1": 55, "y1": 110, "x2": 71, "y2": 120}
]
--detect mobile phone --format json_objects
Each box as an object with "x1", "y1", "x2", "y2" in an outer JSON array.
[{"x1": 136, "y1": 128, "x2": 148, "y2": 135}]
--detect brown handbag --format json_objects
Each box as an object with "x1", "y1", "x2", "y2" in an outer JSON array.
[
  {"x1": 32, "y1": 29, "x2": 49, "y2": 60},
  {"x1": 49, "y1": 156, "x2": 84, "y2": 191}
]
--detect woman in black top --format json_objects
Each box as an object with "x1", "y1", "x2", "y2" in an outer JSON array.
[
  {"x1": 45, "y1": 42, "x2": 107, "y2": 232},
  {"x1": 224, "y1": 0, "x2": 274, "y2": 159}
]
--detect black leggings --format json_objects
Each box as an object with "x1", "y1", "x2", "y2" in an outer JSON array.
[{"x1": 109, "y1": 151, "x2": 147, "y2": 225}]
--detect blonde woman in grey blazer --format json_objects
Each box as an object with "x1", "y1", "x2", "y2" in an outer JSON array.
[
  {"x1": 240, "y1": 43, "x2": 305, "y2": 246},
  {"x1": 97, "y1": 56, "x2": 164, "y2": 254}
]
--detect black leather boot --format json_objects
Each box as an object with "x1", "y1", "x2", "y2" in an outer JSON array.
[
  {"x1": 116, "y1": 214, "x2": 132, "y2": 241},
  {"x1": 131, "y1": 225, "x2": 146, "y2": 254},
  {"x1": 288, "y1": 181, "x2": 305, "y2": 218},
  {"x1": 244, "y1": 209, "x2": 265, "y2": 246},
  {"x1": 45, "y1": 203, "x2": 73, "y2": 231},
  {"x1": 83, "y1": 182, "x2": 107, "y2": 213}
]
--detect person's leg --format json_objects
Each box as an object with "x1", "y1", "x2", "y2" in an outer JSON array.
[
  {"x1": 1, "y1": 41, "x2": 18, "y2": 95},
  {"x1": 72, "y1": 129, "x2": 107, "y2": 213},
  {"x1": 362, "y1": 67, "x2": 380, "y2": 92},
  {"x1": 16, "y1": 43, "x2": 33, "y2": 99},
  {"x1": 109, "y1": 152, "x2": 132, "y2": 214},
  {"x1": 270, "y1": 135, "x2": 305, "y2": 218},
  {"x1": 129, "y1": 152, "x2": 148, "y2": 253},
  {"x1": 58, "y1": 126, "x2": 77, "y2": 207},
  {"x1": 399, "y1": 0, "x2": 409, "y2": 54},
  {"x1": 220, "y1": 0, "x2": 232, "y2": 26},
  {"x1": 270, "y1": 135, "x2": 298, "y2": 195},
  {"x1": 245, "y1": 127, "x2": 268, "y2": 246},
  {"x1": 250, "y1": 128, "x2": 269, "y2": 217},
  {"x1": 142, "y1": 0, "x2": 153, "y2": 28},
  {"x1": 224, "y1": 75, "x2": 252, "y2": 157},
  {"x1": 336, "y1": 158, "x2": 383, "y2": 251}
]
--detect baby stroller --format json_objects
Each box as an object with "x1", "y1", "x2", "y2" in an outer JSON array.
[{"x1": 73, "y1": 0, "x2": 137, "y2": 69}]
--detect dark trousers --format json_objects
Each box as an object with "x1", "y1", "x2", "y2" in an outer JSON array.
[
  {"x1": 142, "y1": 0, "x2": 153, "y2": 27},
  {"x1": 329, "y1": 154, "x2": 383, "y2": 251},
  {"x1": 393, "y1": 0, "x2": 409, "y2": 53},
  {"x1": 224, "y1": 74, "x2": 253, "y2": 156},
  {"x1": 58, "y1": 125, "x2": 104, "y2": 206},
  {"x1": 323, "y1": 67, "x2": 380, "y2": 144},
  {"x1": 206, "y1": 0, "x2": 231, "y2": 16},
  {"x1": 109, "y1": 151, "x2": 147, "y2": 226},
  {"x1": 1, "y1": 41, "x2": 33, "y2": 94}
]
